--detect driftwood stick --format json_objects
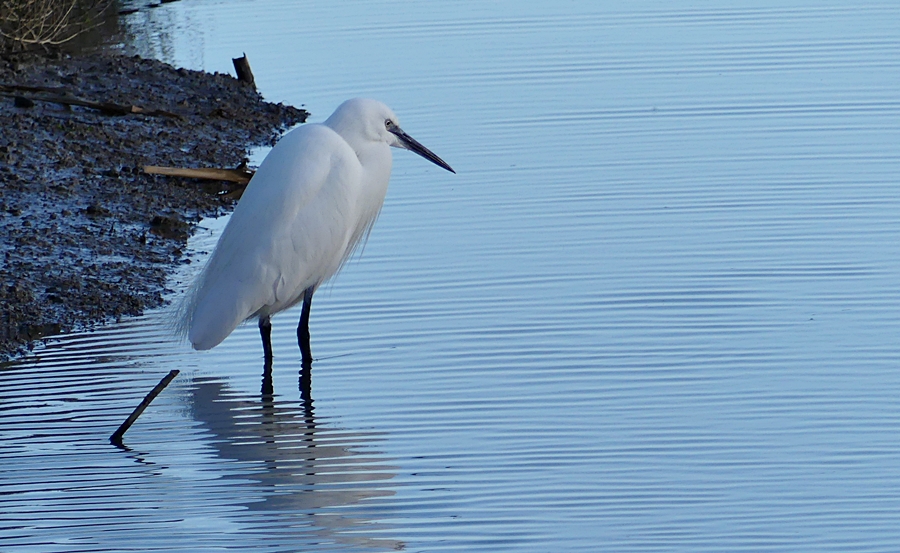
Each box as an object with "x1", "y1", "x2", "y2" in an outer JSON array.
[
  {"x1": 143, "y1": 165, "x2": 254, "y2": 184},
  {"x1": 232, "y1": 53, "x2": 255, "y2": 87},
  {"x1": 110, "y1": 369, "x2": 179, "y2": 445},
  {"x1": 0, "y1": 91, "x2": 182, "y2": 119},
  {"x1": 0, "y1": 82, "x2": 70, "y2": 94}
]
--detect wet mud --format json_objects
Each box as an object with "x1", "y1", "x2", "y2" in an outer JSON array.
[{"x1": 0, "y1": 51, "x2": 308, "y2": 359}]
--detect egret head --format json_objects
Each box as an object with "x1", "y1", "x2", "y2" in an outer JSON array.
[{"x1": 326, "y1": 98, "x2": 455, "y2": 173}]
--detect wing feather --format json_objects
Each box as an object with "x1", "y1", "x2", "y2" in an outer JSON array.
[{"x1": 182, "y1": 124, "x2": 363, "y2": 350}]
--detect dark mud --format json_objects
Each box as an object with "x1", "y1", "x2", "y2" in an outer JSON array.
[{"x1": 0, "y1": 51, "x2": 308, "y2": 360}]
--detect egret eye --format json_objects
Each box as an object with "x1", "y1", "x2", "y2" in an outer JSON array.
[{"x1": 385, "y1": 119, "x2": 394, "y2": 129}]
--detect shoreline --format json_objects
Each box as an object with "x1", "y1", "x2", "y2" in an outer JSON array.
[{"x1": 0, "y1": 50, "x2": 308, "y2": 360}]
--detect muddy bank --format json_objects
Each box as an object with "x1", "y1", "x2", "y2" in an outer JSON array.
[{"x1": 0, "y1": 51, "x2": 308, "y2": 360}]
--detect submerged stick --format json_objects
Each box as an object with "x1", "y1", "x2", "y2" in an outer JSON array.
[{"x1": 110, "y1": 370, "x2": 179, "y2": 445}]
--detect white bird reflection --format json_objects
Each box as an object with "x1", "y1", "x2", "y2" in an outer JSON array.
[
  {"x1": 0, "y1": 313, "x2": 404, "y2": 552},
  {"x1": 189, "y1": 374, "x2": 403, "y2": 551}
]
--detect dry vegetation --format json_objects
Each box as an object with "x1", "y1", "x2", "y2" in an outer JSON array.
[{"x1": 0, "y1": 0, "x2": 114, "y2": 51}]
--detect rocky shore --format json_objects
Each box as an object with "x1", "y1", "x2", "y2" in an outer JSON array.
[{"x1": 0, "y1": 51, "x2": 308, "y2": 360}]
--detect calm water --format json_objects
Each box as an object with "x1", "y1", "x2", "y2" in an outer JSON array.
[{"x1": 4, "y1": 2, "x2": 900, "y2": 551}]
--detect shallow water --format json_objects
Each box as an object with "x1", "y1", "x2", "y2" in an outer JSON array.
[{"x1": 5, "y1": 2, "x2": 900, "y2": 551}]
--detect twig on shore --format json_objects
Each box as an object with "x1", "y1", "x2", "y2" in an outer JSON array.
[
  {"x1": 0, "y1": 82, "x2": 70, "y2": 94},
  {"x1": 1, "y1": 89, "x2": 183, "y2": 119},
  {"x1": 110, "y1": 369, "x2": 179, "y2": 446},
  {"x1": 232, "y1": 53, "x2": 255, "y2": 87},
  {"x1": 143, "y1": 164, "x2": 254, "y2": 184}
]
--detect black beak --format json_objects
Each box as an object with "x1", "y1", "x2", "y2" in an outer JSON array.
[{"x1": 390, "y1": 127, "x2": 456, "y2": 174}]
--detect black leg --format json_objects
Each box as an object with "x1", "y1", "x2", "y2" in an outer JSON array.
[
  {"x1": 259, "y1": 315, "x2": 273, "y2": 364},
  {"x1": 297, "y1": 286, "x2": 315, "y2": 365}
]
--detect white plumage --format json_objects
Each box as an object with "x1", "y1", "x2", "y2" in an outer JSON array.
[{"x1": 179, "y1": 98, "x2": 454, "y2": 359}]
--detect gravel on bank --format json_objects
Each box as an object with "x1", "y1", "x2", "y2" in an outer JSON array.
[{"x1": 0, "y1": 51, "x2": 308, "y2": 360}]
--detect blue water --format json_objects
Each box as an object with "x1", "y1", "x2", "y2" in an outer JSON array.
[{"x1": 4, "y1": 2, "x2": 900, "y2": 551}]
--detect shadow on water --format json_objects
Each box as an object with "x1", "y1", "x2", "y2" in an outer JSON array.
[{"x1": 0, "y1": 320, "x2": 403, "y2": 551}]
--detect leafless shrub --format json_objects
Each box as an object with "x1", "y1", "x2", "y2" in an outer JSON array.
[{"x1": 0, "y1": 0, "x2": 114, "y2": 51}]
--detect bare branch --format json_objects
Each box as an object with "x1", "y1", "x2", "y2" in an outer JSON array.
[{"x1": 0, "y1": 0, "x2": 113, "y2": 51}]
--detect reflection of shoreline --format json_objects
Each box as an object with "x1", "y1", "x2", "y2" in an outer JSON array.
[
  {"x1": 119, "y1": 4, "x2": 200, "y2": 69},
  {"x1": 190, "y1": 377, "x2": 403, "y2": 551}
]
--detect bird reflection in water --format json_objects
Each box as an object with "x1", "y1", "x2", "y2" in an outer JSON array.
[
  {"x1": 190, "y1": 358, "x2": 401, "y2": 550},
  {"x1": 260, "y1": 353, "x2": 311, "y2": 402}
]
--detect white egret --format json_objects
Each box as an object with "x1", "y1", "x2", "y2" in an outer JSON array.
[{"x1": 180, "y1": 98, "x2": 454, "y2": 364}]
